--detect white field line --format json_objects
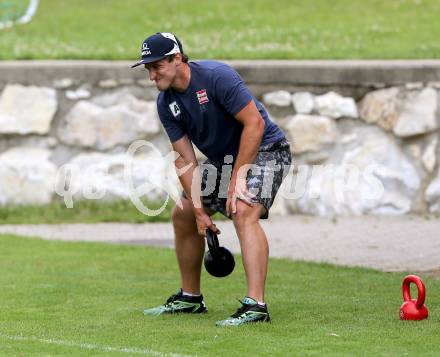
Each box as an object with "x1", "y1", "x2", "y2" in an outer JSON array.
[
  {"x1": 0, "y1": 333, "x2": 196, "y2": 357},
  {"x1": 0, "y1": 0, "x2": 39, "y2": 30},
  {"x1": 18, "y1": 0, "x2": 39, "y2": 25}
]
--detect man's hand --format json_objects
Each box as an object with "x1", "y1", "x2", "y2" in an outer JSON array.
[
  {"x1": 194, "y1": 208, "x2": 221, "y2": 236},
  {"x1": 225, "y1": 100, "x2": 264, "y2": 217},
  {"x1": 226, "y1": 176, "x2": 256, "y2": 217}
]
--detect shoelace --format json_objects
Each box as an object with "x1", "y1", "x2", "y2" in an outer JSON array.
[
  {"x1": 164, "y1": 293, "x2": 179, "y2": 307},
  {"x1": 230, "y1": 298, "x2": 250, "y2": 318}
]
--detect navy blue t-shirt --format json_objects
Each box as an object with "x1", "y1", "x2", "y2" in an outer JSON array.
[{"x1": 157, "y1": 61, "x2": 285, "y2": 163}]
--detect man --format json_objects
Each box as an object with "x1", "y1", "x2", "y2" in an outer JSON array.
[{"x1": 131, "y1": 32, "x2": 292, "y2": 326}]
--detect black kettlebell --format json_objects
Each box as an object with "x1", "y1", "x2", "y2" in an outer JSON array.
[{"x1": 204, "y1": 229, "x2": 235, "y2": 278}]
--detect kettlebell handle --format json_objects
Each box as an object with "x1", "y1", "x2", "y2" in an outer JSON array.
[
  {"x1": 206, "y1": 229, "x2": 220, "y2": 254},
  {"x1": 402, "y1": 275, "x2": 426, "y2": 309}
]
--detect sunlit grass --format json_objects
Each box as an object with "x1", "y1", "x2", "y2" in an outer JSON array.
[
  {"x1": 1, "y1": 0, "x2": 440, "y2": 59},
  {"x1": 0, "y1": 235, "x2": 439, "y2": 356}
]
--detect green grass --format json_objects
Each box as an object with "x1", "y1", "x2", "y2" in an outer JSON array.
[
  {"x1": 0, "y1": 199, "x2": 226, "y2": 224},
  {"x1": 0, "y1": 234, "x2": 439, "y2": 356},
  {"x1": 0, "y1": 199, "x2": 174, "y2": 224},
  {"x1": 1, "y1": 0, "x2": 440, "y2": 59}
]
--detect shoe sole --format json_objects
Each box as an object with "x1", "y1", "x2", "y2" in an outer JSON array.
[
  {"x1": 144, "y1": 307, "x2": 208, "y2": 316},
  {"x1": 215, "y1": 315, "x2": 271, "y2": 326}
]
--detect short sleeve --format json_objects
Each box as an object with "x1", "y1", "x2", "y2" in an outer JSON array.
[
  {"x1": 212, "y1": 65, "x2": 253, "y2": 116},
  {"x1": 157, "y1": 95, "x2": 185, "y2": 143}
]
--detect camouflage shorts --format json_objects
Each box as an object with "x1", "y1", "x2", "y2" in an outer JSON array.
[{"x1": 184, "y1": 138, "x2": 292, "y2": 219}]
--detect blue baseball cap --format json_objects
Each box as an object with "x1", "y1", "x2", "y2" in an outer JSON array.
[{"x1": 131, "y1": 32, "x2": 183, "y2": 68}]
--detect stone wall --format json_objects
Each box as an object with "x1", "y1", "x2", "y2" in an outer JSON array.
[{"x1": 0, "y1": 60, "x2": 440, "y2": 216}]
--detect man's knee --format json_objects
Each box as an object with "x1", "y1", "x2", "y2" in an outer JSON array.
[
  {"x1": 232, "y1": 201, "x2": 264, "y2": 228},
  {"x1": 172, "y1": 197, "x2": 195, "y2": 225}
]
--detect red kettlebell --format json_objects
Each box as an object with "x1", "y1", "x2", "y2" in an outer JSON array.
[{"x1": 399, "y1": 275, "x2": 428, "y2": 321}]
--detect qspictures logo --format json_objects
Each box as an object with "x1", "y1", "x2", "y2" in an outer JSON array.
[{"x1": 54, "y1": 140, "x2": 385, "y2": 216}]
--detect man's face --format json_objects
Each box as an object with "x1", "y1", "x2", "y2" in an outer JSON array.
[{"x1": 145, "y1": 57, "x2": 177, "y2": 91}]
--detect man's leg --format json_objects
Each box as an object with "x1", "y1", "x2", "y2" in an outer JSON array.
[
  {"x1": 172, "y1": 197, "x2": 215, "y2": 295},
  {"x1": 215, "y1": 201, "x2": 270, "y2": 326},
  {"x1": 143, "y1": 197, "x2": 214, "y2": 316},
  {"x1": 232, "y1": 201, "x2": 268, "y2": 303},
  {"x1": 172, "y1": 197, "x2": 204, "y2": 295}
]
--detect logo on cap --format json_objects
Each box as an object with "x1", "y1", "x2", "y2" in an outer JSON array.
[{"x1": 141, "y1": 42, "x2": 151, "y2": 56}]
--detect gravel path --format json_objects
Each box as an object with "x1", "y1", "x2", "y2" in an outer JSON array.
[{"x1": 1, "y1": 215, "x2": 439, "y2": 272}]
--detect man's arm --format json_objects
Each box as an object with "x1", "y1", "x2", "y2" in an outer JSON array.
[
  {"x1": 226, "y1": 100, "x2": 265, "y2": 216},
  {"x1": 172, "y1": 135, "x2": 220, "y2": 235},
  {"x1": 172, "y1": 135, "x2": 199, "y2": 206}
]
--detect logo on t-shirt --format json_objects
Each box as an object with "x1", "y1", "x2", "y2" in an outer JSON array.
[
  {"x1": 169, "y1": 101, "x2": 181, "y2": 118},
  {"x1": 196, "y1": 89, "x2": 209, "y2": 105}
]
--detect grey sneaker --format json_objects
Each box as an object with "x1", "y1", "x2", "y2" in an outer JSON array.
[
  {"x1": 216, "y1": 297, "x2": 271, "y2": 326},
  {"x1": 143, "y1": 289, "x2": 207, "y2": 316}
]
